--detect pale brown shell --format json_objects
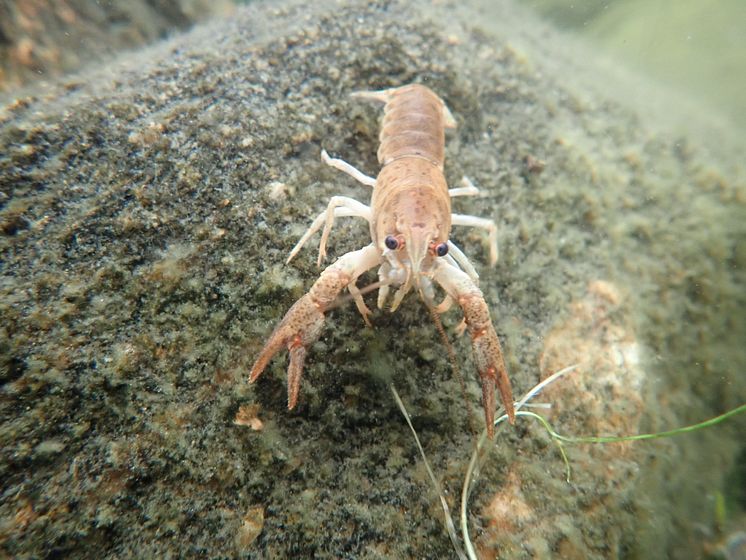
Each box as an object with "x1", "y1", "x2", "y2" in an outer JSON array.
[{"x1": 369, "y1": 84, "x2": 453, "y2": 245}]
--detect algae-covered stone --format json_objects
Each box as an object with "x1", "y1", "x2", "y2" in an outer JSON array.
[{"x1": 1, "y1": 0, "x2": 744, "y2": 558}]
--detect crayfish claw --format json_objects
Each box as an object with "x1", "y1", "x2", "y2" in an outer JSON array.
[
  {"x1": 248, "y1": 245, "x2": 382, "y2": 411},
  {"x1": 474, "y1": 333, "x2": 516, "y2": 438},
  {"x1": 479, "y1": 363, "x2": 516, "y2": 438},
  {"x1": 481, "y1": 374, "x2": 497, "y2": 438},
  {"x1": 248, "y1": 294, "x2": 324, "y2": 403},
  {"x1": 432, "y1": 261, "x2": 516, "y2": 437},
  {"x1": 287, "y1": 343, "x2": 307, "y2": 409}
]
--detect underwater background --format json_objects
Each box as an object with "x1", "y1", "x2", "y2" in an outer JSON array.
[{"x1": 1, "y1": 0, "x2": 744, "y2": 558}]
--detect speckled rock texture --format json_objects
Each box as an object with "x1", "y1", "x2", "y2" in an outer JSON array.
[
  {"x1": 1, "y1": 0, "x2": 744, "y2": 558},
  {"x1": 0, "y1": 0, "x2": 234, "y2": 91}
]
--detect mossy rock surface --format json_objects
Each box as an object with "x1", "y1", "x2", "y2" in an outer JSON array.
[{"x1": 1, "y1": 0, "x2": 744, "y2": 558}]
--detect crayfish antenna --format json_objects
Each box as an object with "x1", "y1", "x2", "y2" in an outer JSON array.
[{"x1": 425, "y1": 301, "x2": 478, "y2": 438}]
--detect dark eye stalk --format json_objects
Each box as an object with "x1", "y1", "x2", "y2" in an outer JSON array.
[
  {"x1": 429, "y1": 241, "x2": 448, "y2": 257},
  {"x1": 384, "y1": 235, "x2": 399, "y2": 250}
]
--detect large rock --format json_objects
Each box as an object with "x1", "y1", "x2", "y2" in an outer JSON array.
[
  {"x1": 1, "y1": 0, "x2": 744, "y2": 557},
  {"x1": 0, "y1": 0, "x2": 233, "y2": 91}
]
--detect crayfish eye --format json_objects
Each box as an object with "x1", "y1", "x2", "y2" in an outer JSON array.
[
  {"x1": 435, "y1": 242, "x2": 449, "y2": 257},
  {"x1": 384, "y1": 235, "x2": 399, "y2": 250}
]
